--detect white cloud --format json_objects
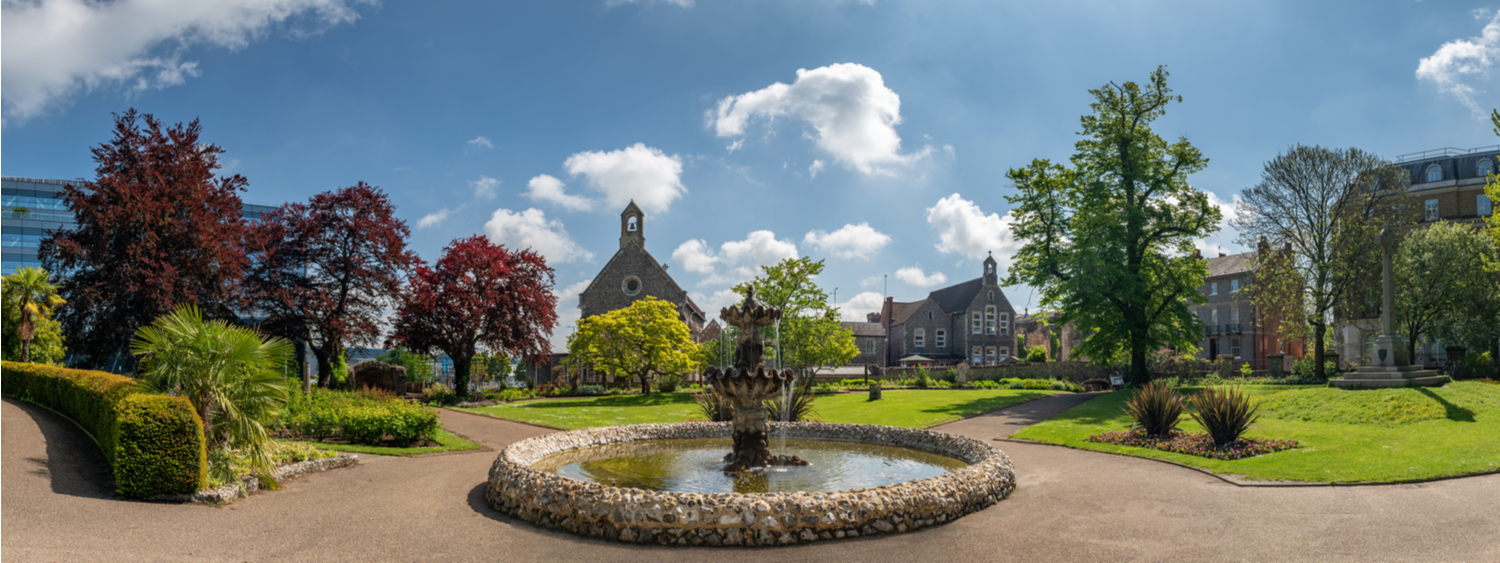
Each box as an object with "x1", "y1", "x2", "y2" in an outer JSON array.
[
  {"x1": 926, "y1": 193, "x2": 1021, "y2": 264},
  {"x1": 860, "y1": 275, "x2": 883, "y2": 288},
  {"x1": 468, "y1": 136, "x2": 494, "y2": 149},
  {"x1": 548, "y1": 279, "x2": 593, "y2": 351},
  {"x1": 471, "y1": 176, "x2": 501, "y2": 200},
  {"x1": 803, "y1": 222, "x2": 891, "y2": 260},
  {"x1": 1194, "y1": 190, "x2": 1245, "y2": 256},
  {"x1": 691, "y1": 288, "x2": 744, "y2": 320},
  {"x1": 895, "y1": 266, "x2": 947, "y2": 288},
  {"x1": 416, "y1": 206, "x2": 462, "y2": 230},
  {"x1": 712, "y1": 63, "x2": 930, "y2": 175},
  {"x1": 808, "y1": 159, "x2": 826, "y2": 178},
  {"x1": 1416, "y1": 10, "x2": 1500, "y2": 115},
  {"x1": 2, "y1": 0, "x2": 364, "y2": 121},
  {"x1": 483, "y1": 208, "x2": 594, "y2": 264},
  {"x1": 672, "y1": 231, "x2": 798, "y2": 287},
  {"x1": 726, "y1": 139, "x2": 744, "y2": 153},
  {"x1": 525, "y1": 174, "x2": 594, "y2": 212},
  {"x1": 563, "y1": 143, "x2": 685, "y2": 213},
  {"x1": 840, "y1": 291, "x2": 886, "y2": 322}
]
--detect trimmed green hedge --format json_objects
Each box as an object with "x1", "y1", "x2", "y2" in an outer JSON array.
[{"x1": 2, "y1": 361, "x2": 207, "y2": 498}]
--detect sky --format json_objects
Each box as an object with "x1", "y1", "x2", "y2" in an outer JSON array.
[{"x1": 4, "y1": 0, "x2": 1500, "y2": 350}]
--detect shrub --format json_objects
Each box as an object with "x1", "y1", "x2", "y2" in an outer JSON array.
[
  {"x1": 1292, "y1": 355, "x2": 1337, "y2": 380},
  {"x1": 656, "y1": 373, "x2": 682, "y2": 393},
  {"x1": 812, "y1": 383, "x2": 842, "y2": 394},
  {"x1": 1189, "y1": 387, "x2": 1260, "y2": 446},
  {"x1": 1026, "y1": 346, "x2": 1048, "y2": 363},
  {"x1": 274, "y1": 387, "x2": 439, "y2": 446},
  {"x1": 576, "y1": 385, "x2": 606, "y2": 396},
  {"x1": 421, "y1": 382, "x2": 455, "y2": 405},
  {"x1": 1, "y1": 361, "x2": 207, "y2": 498},
  {"x1": 765, "y1": 377, "x2": 817, "y2": 422},
  {"x1": 693, "y1": 389, "x2": 732, "y2": 422},
  {"x1": 1124, "y1": 380, "x2": 1185, "y2": 437}
]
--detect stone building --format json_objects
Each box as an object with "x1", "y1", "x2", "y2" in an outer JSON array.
[
  {"x1": 578, "y1": 200, "x2": 707, "y2": 337},
  {"x1": 1014, "y1": 311, "x2": 1086, "y2": 362},
  {"x1": 840, "y1": 321, "x2": 888, "y2": 367},
  {"x1": 875, "y1": 254, "x2": 1018, "y2": 366},
  {"x1": 1192, "y1": 243, "x2": 1304, "y2": 370}
]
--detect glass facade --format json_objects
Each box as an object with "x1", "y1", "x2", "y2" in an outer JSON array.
[{"x1": 2, "y1": 176, "x2": 280, "y2": 275}]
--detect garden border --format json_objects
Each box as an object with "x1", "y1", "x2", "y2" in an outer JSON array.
[{"x1": 486, "y1": 421, "x2": 1015, "y2": 546}]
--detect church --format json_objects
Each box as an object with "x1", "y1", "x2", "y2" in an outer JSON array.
[{"x1": 577, "y1": 201, "x2": 708, "y2": 339}]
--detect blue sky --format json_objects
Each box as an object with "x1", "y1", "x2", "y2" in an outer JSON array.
[{"x1": 4, "y1": 0, "x2": 1499, "y2": 348}]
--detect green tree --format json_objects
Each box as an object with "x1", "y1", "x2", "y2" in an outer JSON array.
[
  {"x1": 376, "y1": 346, "x2": 436, "y2": 385},
  {"x1": 1248, "y1": 238, "x2": 1306, "y2": 354},
  {"x1": 1232, "y1": 145, "x2": 1410, "y2": 380},
  {"x1": 131, "y1": 304, "x2": 291, "y2": 471},
  {"x1": 1485, "y1": 109, "x2": 1500, "y2": 244},
  {"x1": 2, "y1": 267, "x2": 67, "y2": 364},
  {"x1": 1396, "y1": 221, "x2": 1500, "y2": 358},
  {"x1": 731, "y1": 257, "x2": 858, "y2": 373},
  {"x1": 1005, "y1": 67, "x2": 1220, "y2": 384},
  {"x1": 568, "y1": 296, "x2": 700, "y2": 394}
]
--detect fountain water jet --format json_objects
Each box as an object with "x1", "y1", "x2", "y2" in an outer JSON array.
[{"x1": 704, "y1": 286, "x2": 810, "y2": 471}]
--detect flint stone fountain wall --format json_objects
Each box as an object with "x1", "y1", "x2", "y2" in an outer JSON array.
[{"x1": 486, "y1": 421, "x2": 1016, "y2": 546}]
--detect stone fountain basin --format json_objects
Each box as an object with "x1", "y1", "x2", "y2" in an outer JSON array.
[{"x1": 485, "y1": 421, "x2": 1016, "y2": 546}]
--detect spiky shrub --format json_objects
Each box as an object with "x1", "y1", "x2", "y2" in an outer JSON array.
[
  {"x1": 693, "y1": 389, "x2": 732, "y2": 422},
  {"x1": 1124, "y1": 380, "x2": 1185, "y2": 437},
  {"x1": 765, "y1": 377, "x2": 817, "y2": 422},
  {"x1": 1190, "y1": 387, "x2": 1260, "y2": 446}
]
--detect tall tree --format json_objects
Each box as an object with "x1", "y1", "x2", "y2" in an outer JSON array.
[
  {"x1": 568, "y1": 296, "x2": 700, "y2": 394},
  {"x1": 2, "y1": 267, "x2": 67, "y2": 364},
  {"x1": 1005, "y1": 67, "x2": 1220, "y2": 384},
  {"x1": 389, "y1": 236, "x2": 557, "y2": 400},
  {"x1": 1396, "y1": 221, "x2": 1500, "y2": 359},
  {"x1": 40, "y1": 109, "x2": 249, "y2": 370},
  {"x1": 1485, "y1": 109, "x2": 1500, "y2": 245},
  {"x1": 731, "y1": 257, "x2": 858, "y2": 372},
  {"x1": 1232, "y1": 145, "x2": 1409, "y2": 380},
  {"x1": 1248, "y1": 238, "x2": 1305, "y2": 356},
  {"x1": 244, "y1": 183, "x2": 417, "y2": 387}
]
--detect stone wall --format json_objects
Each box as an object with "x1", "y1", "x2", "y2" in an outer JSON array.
[{"x1": 486, "y1": 421, "x2": 1015, "y2": 546}]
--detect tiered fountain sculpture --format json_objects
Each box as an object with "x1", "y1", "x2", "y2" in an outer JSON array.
[{"x1": 704, "y1": 287, "x2": 810, "y2": 471}]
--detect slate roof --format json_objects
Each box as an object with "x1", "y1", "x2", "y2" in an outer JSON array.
[
  {"x1": 890, "y1": 301, "x2": 924, "y2": 325},
  {"x1": 927, "y1": 277, "x2": 985, "y2": 315},
  {"x1": 1206, "y1": 251, "x2": 1256, "y2": 278},
  {"x1": 700, "y1": 319, "x2": 723, "y2": 342},
  {"x1": 841, "y1": 322, "x2": 886, "y2": 337}
]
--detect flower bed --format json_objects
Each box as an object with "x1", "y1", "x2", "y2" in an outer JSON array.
[{"x1": 1087, "y1": 429, "x2": 1298, "y2": 460}]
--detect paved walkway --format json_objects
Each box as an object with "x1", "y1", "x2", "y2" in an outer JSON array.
[{"x1": 4, "y1": 394, "x2": 1498, "y2": 562}]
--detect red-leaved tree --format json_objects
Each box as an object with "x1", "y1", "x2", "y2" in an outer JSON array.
[
  {"x1": 389, "y1": 236, "x2": 557, "y2": 399},
  {"x1": 41, "y1": 109, "x2": 249, "y2": 370},
  {"x1": 244, "y1": 182, "x2": 418, "y2": 387}
]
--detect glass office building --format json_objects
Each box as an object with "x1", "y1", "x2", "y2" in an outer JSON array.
[{"x1": 2, "y1": 176, "x2": 279, "y2": 275}]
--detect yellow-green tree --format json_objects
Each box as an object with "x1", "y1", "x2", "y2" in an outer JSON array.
[
  {"x1": 1485, "y1": 109, "x2": 1500, "y2": 244},
  {"x1": 568, "y1": 296, "x2": 700, "y2": 394},
  {"x1": 2, "y1": 267, "x2": 67, "y2": 364},
  {"x1": 731, "y1": 257, "x2": 859, "y2": 373}
]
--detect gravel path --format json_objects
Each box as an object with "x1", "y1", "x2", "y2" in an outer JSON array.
[{"x1": 4, "y1": 394, "x2": 1498, "y2": 562}]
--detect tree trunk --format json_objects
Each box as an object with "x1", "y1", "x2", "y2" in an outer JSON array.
[
  {"x1": 314, "y1": 349, "x2": 333, "y2": 389},
  {"x1": 453, "y1": 354, "x2": 472, "y2": 400},
  {"x1": 19, "y1": 317, "x2": 33, "y2": 363},
  {"x1": 199, "y1": 392, "x2": 216, "y2": 447},
  {"x1": 1313, "y1": 322, "x2": 1327, "y2": 380},
  {"x1": 640, "y1": 372, "x2": 652, "y2": 395},
  {"x1": 21, "y1": 337, "x2": 31, "y2": 364}
]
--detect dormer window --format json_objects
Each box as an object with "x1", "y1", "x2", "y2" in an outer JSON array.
[
  {"x1": 628, "y1": 216, "x2": 638, "y2": 232},
  {"x1": 1480, "y1": 159, "x2": 1496, "y2": 178},
  {"x1": 1426, "y1": 164, "x2": 1442, "y2": 183}
]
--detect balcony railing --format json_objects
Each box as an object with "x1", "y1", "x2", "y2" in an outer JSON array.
[
  {"x1": 1204, "y1": 325, "x2": 1220, "y2": 336},
  {"x1": 1225, "y1": 323, "x2": 1242, "y2": 334}
]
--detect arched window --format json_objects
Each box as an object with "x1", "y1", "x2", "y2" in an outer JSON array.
[
  {"x1": 988, "y1": 291, "x2": 994, "y2": 301},
  {"x1": 628, "y1": 216, "x2": 638, "y2": 232},
  {"x1": 1426, "y1": 164, "x2": 1442, "y2": 183},
  {"x1": 1480, "y1": 159, "x2": 1496, "y2": 178}
]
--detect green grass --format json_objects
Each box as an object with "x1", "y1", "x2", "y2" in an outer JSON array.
[
  {"x1": 288, "y1": 428, "x2": 482, "y2": 457},
  {"x1": 456, "y1": 389, "x2": 1058, "y2": 430},
  {"x1": 1012, "y1": 381, "x2": 1500, "y2": 483}
]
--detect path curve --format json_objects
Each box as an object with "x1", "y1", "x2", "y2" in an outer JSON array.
[{"x1": 4, "y1": 395, "x2": 1498, "y2": 561}]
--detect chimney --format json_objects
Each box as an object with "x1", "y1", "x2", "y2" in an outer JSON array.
[
  {"x1": 1219, "y1": 251, "x2": 1227, "y2": 258},
  {"x1": 881, "y1": 296, "x2": 894, "y2": 328},
  {"x1": 1193, "y1": 248, "x2": 1203, "y2": 259},
  {"x1": 867, "y1": 312, "x2": 880, "y2": 323}
]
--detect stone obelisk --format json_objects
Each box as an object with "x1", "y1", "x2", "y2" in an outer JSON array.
[{"x1": 1333, "y1": 227, "x2": 1445, "y2": 389}]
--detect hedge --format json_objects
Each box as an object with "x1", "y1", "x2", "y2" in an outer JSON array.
[
  {"x1": 274, "y1": 387, "x2": 439, "y2": 447},
  {"x1": 2, "y1": 361, "x2": 207, "y2": 498}
]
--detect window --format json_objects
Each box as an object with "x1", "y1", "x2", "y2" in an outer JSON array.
[
  {"x1": 1426, "y1": 164, "x2": 1442, "y2": 183},
  {"x1": 1000, "y1": 347, "x2": 1010, "y2": 359},
  {"x1": 621, "y1": 276, "x2": 642, "y2": 295},
  {"x1": 985, "y1": 306, "x2": 996, "y2": 335},
  {"x1": 1480, "y1": 159, "x2": 1496, "y2": 177},
  {"x1": 1231, "y1": 307, "x2": 1240, "y2": 324},
  {"x1": 972, "y1": 347, "x2": 982, "y2": 364},
  {"x1": 1231, "y1": 279, "x2": 1239, "y2": 293},
  {"x1": 972, "y1": 312, "x2": 981, "y2": 334},
  {"x1": 936, "y1": 329, "x2": 946, "y2": 348},
  {"x1": 1425, "y1": 199, "x2": 1439, "y2": 221},
  {"x1": 988, "y1": 291, "x2": 994, "y2": 301},
  {"x1": 628, "y1": 216, "x2": 638, "y2": 232},
  {"x1": 1230, "y1": 337, "x2": 1241, "y2": 359},
  {"x1": 1211, "y1": 309, "x2": 1218, "y2": 325},
  {"x1": 1480, "y1": 195, "x2": 1492, "y2": 217},
  {"x1": 864, "y1": 339, "x2": 874, "y2": 353},
  {"x1": 927, "y1": 311, "x2": 933, "y2": 321},
  {"x1": 1000, "y1": 313, "x2": 1010, "y2": 336},
  {"x1": 914, "y1": 328, "x2": 925, "y2": 348},
  {"x1": 985, "y1": 347, "x2": 996, "y2": 364},
  {"x1": 1210, "y1": 282, "x2": 1218, "y2": 295}
]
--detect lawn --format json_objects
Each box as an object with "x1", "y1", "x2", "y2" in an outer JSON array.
[
  {"x1": 1011, "y1": 380, "x2": 1500, "y2": 483},
  {"x1": 456, "y1": 388, "x2": 1059, "y2": 430},
  {"x1": 290, "y1": 428, "x2": 482, "y2": 457}
]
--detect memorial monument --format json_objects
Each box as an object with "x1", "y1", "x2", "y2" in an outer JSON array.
[{"x1": 1332, "y1": 227, "x2": 1445, "y2": 389}]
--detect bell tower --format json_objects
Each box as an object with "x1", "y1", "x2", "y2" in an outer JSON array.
[
  {"x1": 620, "y1": 200, "x2": 644, "y2": 249},
  {"x1": 983, "y1": 252, "x2": 998, "y2": 285}
]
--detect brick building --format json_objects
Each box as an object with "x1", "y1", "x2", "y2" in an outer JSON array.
[
  {"x1": 1193, "y1": 242, "x2": 1304, "y2": 370},
  {"x1": 874, "y1": 254, "x2": 1019, "y2": 366}
]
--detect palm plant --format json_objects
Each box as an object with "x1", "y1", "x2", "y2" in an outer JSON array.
[
  {"x1": 693, "y1": 388, "x2": 733, "y2": 422},
  {"x1": 765, "y1": 376, "x2": 817, "y2": 422},
  {"x1": 2, "y1": 266, "x2": 66, "y2": 363},
  {"x1": 1124, "y1": 380, "x2": 1186, "y2": 436},
  {"x1": 131, "y1": 304, "x2": 292, "y2": 470},
  {"x1": 1190, "y1": 387, "x2": 1260, "y2": 446}
]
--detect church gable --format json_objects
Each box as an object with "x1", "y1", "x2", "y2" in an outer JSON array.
[{"x1": 577, "y1": 201, "x2": 703, "y2": 336}]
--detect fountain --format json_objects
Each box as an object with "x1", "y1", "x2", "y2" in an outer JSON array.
[
  {"x1": 485, "y1": 284, "x2": 1017, "y2": 546},
  {"x1": 704, "y1": 287, "x2": 810, "y2": 470}
]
